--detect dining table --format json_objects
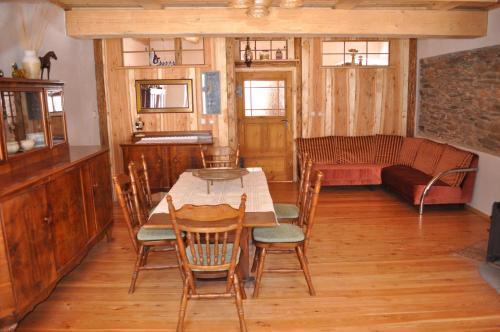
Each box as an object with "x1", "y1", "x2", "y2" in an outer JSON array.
[{"x1": 144, "y1": 167, "x2": 278, "y2": 281}]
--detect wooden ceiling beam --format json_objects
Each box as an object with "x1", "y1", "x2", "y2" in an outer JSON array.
[
  {"x1": 50, "y1": 0, "x2": 500, "y2": 10},
  {"x1": 65, "y1": 8, "x2": 488, "y2": 38},
  {"x1": 334, "y1": 0, "x2": 364, "y2": 9}
]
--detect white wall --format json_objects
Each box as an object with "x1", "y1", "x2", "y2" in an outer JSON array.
[
  {"x1": 0, "y1": 1, "x2": 100, "y2": 146},
  {"x1": 416, "y1": 8, "x2": 500, "y2": 215}
]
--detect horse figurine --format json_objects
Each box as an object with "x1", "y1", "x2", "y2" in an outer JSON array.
[{"x1": 39, "y1": 51, "x2": 57, "y2": 80}]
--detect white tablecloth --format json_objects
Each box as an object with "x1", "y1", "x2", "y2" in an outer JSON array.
[{"x1": 151, "y1": 167, "x2": 275, "y2": 215}]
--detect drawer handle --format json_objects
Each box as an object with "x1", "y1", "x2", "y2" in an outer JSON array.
[{"x1": 43, "y1": 217, "x2": 52, "y2": 225}]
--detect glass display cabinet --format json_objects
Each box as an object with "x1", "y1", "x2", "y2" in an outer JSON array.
[{"x1": 0, "y1": 78, "x2": 67, "y2": 161}]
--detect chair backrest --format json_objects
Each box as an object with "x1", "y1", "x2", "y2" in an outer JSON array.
[
  {"x1": 140, "y1": 154, "x2": 154, "y2": 205},
  {"x1": 200, "y1": 145, "x2": 240, "y2": 168},
  {"x1": 167, "y1": 194, "x2": 246, "y2": 287},
  {"x1": 297, "y1": 156, "x2": 312, "y2": 208},
  {"x1": 113, "y1": 174, "x2": 143, "y2": 251},
  {"x1": 298, "y1": 170, "x2": 323, "y2": 250},
  {"x1": 128, "y1": 160, "x2": 151, "y2": 223}
]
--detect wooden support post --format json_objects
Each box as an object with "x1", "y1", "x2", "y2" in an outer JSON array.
[
  {"x1": 406, "y1": 38, "x2": 417, "y2": 137},
  {"x1": 93, "y1": 39, "x2": 109, "y2": 147}
]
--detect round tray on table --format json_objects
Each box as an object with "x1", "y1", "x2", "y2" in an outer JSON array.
[{"x1": 192, "y1": 168, "x2": 249, "y2": 194}]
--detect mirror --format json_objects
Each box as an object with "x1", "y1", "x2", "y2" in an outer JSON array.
[
  {"x1": 135, "y1": 79, "x2": 193, "y2": 113},
  {"x1": 46, "y1": 89, "x2": 66, "y2": 145}
]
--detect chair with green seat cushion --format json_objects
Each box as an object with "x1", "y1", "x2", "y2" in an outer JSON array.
[
  {"x1": 113, "y1": 174, "x2": 182, "y2": 294},
  {"x1": 186, "y1": 244, "x2": 241, "y2": 271},
  {"x1": 273, "y1": 156, "x2": 313, "y2": 221},
  {"x1": 273, "y1": 203, "x2": 300, "y2": 219},
  {"x1": 129, "y1": 155, "x2": 167, "y2": 224},
  {"x1": 253, "y1": 224, "x2": 305, "y2": 243},
  {"x1": 137, "y1": 227, "x2": 177, "y2": 241},
  {"x1": 252, "y1": 171, "x2": 323, "y2": 298},
  {"x1": 167, "y1": 194, "x2": 248, "y2": 332}
]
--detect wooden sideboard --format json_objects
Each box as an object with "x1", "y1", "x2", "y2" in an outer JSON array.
[
  {"x1": 121, "y1": 131, "x2": 213, "y2": 191},
  {"x1": 0, "y1": 76, "x2": 113, "y2": 330},
  {"x1": 0, "y1": 146, "x2": 113, "y2": 330}
]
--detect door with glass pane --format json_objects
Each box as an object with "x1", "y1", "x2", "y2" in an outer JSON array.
[{"x1": 236, "y1": 71, "x2": 293, "y2": 181}]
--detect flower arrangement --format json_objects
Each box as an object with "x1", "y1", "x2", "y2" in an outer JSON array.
[{"x1": 18, "y1": 2, "x2": 50, "y2": 53}]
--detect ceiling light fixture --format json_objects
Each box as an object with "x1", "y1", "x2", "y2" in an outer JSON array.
[
  {"x1": 247, "y1": 0, "x2": 272, "y2": 18},
  {"x1": 279, "y1": 0, "x2": 304, "y2": 8}
]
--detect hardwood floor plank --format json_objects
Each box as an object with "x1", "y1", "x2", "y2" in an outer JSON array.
[{"x1": 17, "y1": 184, "x2": 500, "y2": 331}]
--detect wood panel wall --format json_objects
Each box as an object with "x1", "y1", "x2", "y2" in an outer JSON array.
[
  {"x1": 101, "y1": 38, "x2": 232, "y2": 175},
  {"x1": 100, "y1": 37, "x2": 411, "y2": 176},
  {"x1": 301, "y1": 38, "x2": 409, "y2": 138}
]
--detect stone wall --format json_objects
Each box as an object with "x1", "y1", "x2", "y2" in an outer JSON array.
[{"x1": 418, "y1": 44, "x2": 500, "y2": 156}]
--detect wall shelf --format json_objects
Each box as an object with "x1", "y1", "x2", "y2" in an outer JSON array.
[
  {"x1": 235, "y1": 60, "x2": 299, "y2": 68},
  {"x1": 114, "y1": 64, "x2": 211, "y2": 70}
]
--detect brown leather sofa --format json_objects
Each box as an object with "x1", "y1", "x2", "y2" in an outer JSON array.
[{"x1": 296, "y1": 135, "x2": 478, "y2": 214}]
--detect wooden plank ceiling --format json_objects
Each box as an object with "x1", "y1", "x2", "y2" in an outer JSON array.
[
  {"x1": 51, "y1": 0, "x2": 499, "y2": 11},
  {"x1": 52, "y1": 0, "x2": 498, "y2": 38}
]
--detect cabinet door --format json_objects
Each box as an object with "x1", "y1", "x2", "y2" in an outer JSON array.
[
  {"x1": 47, "y1": 167, "x2": 87, "y2": 270},
  {"x1": 1, "y1": 184, "x2": 56, "y2": 312},
  {"x1": 88, "y1": 153, "x2": 113, "y2": 234},
  {"x1": 122, "y1": 145, "x2": 166, "y2": 192},
  {"x1": 169, "y1": 145, "x2": 202, "y2": 185}
]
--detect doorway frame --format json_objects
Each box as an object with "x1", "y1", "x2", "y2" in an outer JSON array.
[{"x1": 234, "y1": 67, "x2": 298, "y2": 181}]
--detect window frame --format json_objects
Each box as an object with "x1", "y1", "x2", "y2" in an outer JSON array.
[
  {"x1": 320, "y1": 39, "x2": 391, "y2": 68},
  {"x1": 121, "y1": 37, "x2": 205, "y2": 67},
  {"x1": 238, "y1": 38, "x2": 289, "y2": 62}
]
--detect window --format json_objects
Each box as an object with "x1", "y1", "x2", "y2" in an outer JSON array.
[
  {"x1": 321, "y1": 40, "x2": 390, "y2": 67},
  {"x1": 244, "y1": 80, "x2": 285, "y2": 117},
  {"x1": 122, "y1": 38, "x2": 205, "y2": 67},
  {"x1": 239, "y1": 39, "x2": 288, "y2": 61}
]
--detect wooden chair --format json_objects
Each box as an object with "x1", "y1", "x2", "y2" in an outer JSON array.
[
  {"x1": 128, "y1": 161, "x2": 151, "y2": 225},
  {"x1": 200, "y1": 145, "x2": 240, "y2": 168},
  {"x1": 273, "y1": 155, "x2": 312, "y2": 221},
  {"x1": 128, "y1": 155, "x2": 166, "y2": 221},
  {"x1": 167, "y1": 194, "x2": 247, "y2": 332},
  {"x1": 251, "y1": 170, "x2": 323, "y2": 298},
  {"x1": 113, "y1": 174, "x2": 181, "y2": 294},
  {"x1": 129, "y1": 154, "x2": 166, "y2": 208}
]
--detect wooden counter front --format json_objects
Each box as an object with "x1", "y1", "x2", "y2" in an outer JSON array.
[{"x1": 0, "y1": 146, "x2": 113, "y2": 330}]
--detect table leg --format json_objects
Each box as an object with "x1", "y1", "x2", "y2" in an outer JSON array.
[
  {"x1": 239, "y1": 227, "x2": 255, "y2": 286},
  {"x1": 206, "y1": 180, "x2": 210, "y2": 194},
  {"x1": 240, "y1": 176, "x2": 243, "y2": 188}
]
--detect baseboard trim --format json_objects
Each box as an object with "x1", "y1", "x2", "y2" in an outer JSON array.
[{"x1": 465, "y1": 205, "x2": 490, "y2": 221}]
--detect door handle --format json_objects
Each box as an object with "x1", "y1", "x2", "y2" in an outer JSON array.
[{"x1": 281, "y1": 119, "x2": 289, "y2": 128}]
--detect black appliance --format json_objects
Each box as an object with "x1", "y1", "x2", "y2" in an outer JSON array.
[{"x1": 486, "y1": 202, "x2": 500, "y2": 263}]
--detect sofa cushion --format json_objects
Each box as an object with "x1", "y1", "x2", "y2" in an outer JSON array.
[
  {"x1": 374, "y1": 134, "x2": 404, "y2": 164},
  {"x1": 314, "y1": 163, "x2": 384, "y2": 185},
  {"x1": 335, "y1": 136, "x2": 376, "y2": 164},
  {"x1": 382, "y1": 165, "x2": 464, "y2": 205},
  {"x1": 432, "y1": 145, "x2": 474, "y2": 187},
  {"x1": 412, "y1": 140, "x2": 446, "y2": 175},
  {"x1": 296, "y1": 136, "x2": 337, "y2": 163},
  {"x1": 398, "y1": 137, "x2": 424, "y2": 166}
]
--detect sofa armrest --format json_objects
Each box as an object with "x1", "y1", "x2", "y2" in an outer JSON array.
[{"x1": 419, "y1": 167, "x2": 478, "y2": 215}]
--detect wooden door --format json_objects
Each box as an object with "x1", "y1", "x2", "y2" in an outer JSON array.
[
  {"x1": 236, "y1": 71, "x2": 293, "y2": 181},
  {"x1": 1, "y1": 184, "x2": 57, "y2": 312},
  {"x1": 47, "y1": 167, "x2": 87, "y2": 270}
]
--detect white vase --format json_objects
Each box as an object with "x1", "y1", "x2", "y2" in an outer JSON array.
[{"x1": 22, "y1": 50, "x2": 41, "y2": 79}]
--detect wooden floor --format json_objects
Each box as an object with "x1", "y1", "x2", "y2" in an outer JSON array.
[{"x1": 18, "y1": 184, "x2": 500, "y2": 331}]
